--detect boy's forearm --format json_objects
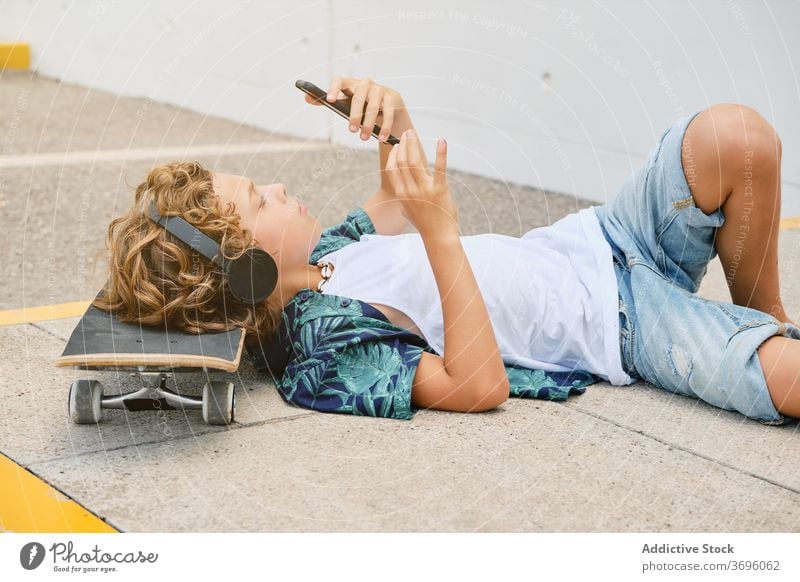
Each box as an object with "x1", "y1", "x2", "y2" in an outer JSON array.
[{"x1": 423, "y1": 234, "x2": 509, "y2": 403}]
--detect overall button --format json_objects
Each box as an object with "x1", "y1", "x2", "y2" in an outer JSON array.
[
  {"x1": 298, "y1": 290, "x2": 311, "y2": 302},
  {"x1": 340, "y1": 298, "x2": 351, "y2": 307}
]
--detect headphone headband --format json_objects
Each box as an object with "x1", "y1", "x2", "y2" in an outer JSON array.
[
  {"x1": 146, "y1": 201, "x2": 278, "y2": 304},
  {"x1": 147, "y1": 201, "x2": 225, "y2": 267}
]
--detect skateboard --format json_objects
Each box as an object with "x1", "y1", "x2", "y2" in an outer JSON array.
[{"x1": 54, "y1": 297, "x2": 244, "y2": 426}]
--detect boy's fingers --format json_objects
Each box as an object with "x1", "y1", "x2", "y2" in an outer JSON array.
[
  {"x1": 338, "y1": 77, "x2": 359, "y2": 95},
  {"x1": 396, "y1": 130, "x2": 407, "y2": 168},
  {"x1": 361, "y1": 86, "x2": 383, "y2": 140},
  {"x1": 378, "y1": 95, "x2": 394, "y2": 142},
  {"x1": 348, "y1": 80, "x2": 370, "y2": 131},
  {"x1": 327, "y1": 77, "x2": 343, "y2": 102},
  {"x1": 433, "y1": 138, "x2": 448, "y2": 189},
  {"x1": 396, "y1": 131, "x2": 417, "y2": 193},
  {"x1": 405, "y1": 130, "x2": 429, "y2": 185},
  {"x1": 385, "y1": 146, "x2": 405, "y2": 193},
  {"x1": 406, "y1": 129, "x2": 421, "y2": 166}
]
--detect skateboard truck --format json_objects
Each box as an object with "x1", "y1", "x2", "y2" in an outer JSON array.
[
  {"x1": 67, "y1": 372, "x2": 235, "y2": 425},
  {"x1": 117, "y1": 373, "x2": 183, "y2": 413},
  {"x1": 107, "y1": 371, "x2": 208, "y2": 413}
]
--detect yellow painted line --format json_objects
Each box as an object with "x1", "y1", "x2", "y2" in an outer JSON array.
[
  {"x1": 780, "y1": 216, "x2": 800, "y2": 231},
  {"x1": 0, "y1": 453, "x2": 117, "y2": 533},
  {"x1": 0, "y1": 43, "x2": 30, "y2": 70},
  {"x1": 0, "y1": 301, "x2": 90, "y2": 327}
]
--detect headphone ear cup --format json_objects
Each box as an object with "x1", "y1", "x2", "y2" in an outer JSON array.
[{"x1": 226, "y1": 247, "x2": 278, "y2": 304}]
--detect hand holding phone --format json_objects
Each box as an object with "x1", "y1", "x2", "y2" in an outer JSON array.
[{"x1": 296, "y1": 78, "x2": 401, "y2": 145}]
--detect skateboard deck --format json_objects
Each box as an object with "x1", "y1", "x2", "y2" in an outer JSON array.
[{"x1": 55, "y1": 301, "x2": 244, "y2": 373}]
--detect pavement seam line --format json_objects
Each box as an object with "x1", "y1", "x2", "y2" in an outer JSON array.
[
  {"x1": 28, "y1": 321, "x2": 69, "y2": 342},
  {"x1": 29, "y1": 412, "x2": 314, "y2": 466},
  {"x1": 566, "y1": 403, "x2": 800, "y2": 495},
  {"x1": 0, "y1": 141, "x2": 336, "y2": 168}
]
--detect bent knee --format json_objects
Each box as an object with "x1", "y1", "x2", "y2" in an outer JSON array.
[{"x1": 705, "y1": 103, "x2": 781, "y2": 167}]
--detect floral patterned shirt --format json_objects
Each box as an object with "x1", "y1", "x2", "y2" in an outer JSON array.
[{"x1": 247, "y1": 207, "x2": 597, "y2": 420}]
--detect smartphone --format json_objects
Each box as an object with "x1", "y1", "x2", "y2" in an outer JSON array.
[{"x1": 296, "y1": 79, "x2": 400, "y2": 145}]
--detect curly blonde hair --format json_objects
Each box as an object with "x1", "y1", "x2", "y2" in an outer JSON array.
[{"x1": 93, "y1": 161, "x2": 282, "y2": 345}]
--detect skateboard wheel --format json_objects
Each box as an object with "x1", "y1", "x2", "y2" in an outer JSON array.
[
  {"x1": 68, "y1": 380, "x2": 103, "y2": 424},
  {"x1": 202, "y1": 381, "x2": 235, "y2": 425}
]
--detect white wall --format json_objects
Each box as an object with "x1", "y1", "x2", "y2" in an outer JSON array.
[{"x1": 3, "y1": 0, "x2": 799, "y2": 214}]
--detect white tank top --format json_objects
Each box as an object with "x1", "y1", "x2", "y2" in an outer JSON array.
[{"x1": 319, "y1": 207, "x2": 633, "y2": 386}]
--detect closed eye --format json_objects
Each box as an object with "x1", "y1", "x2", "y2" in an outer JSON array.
[{"x1": 249, "y1": 180, "x2": 265, "y2": 209}]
